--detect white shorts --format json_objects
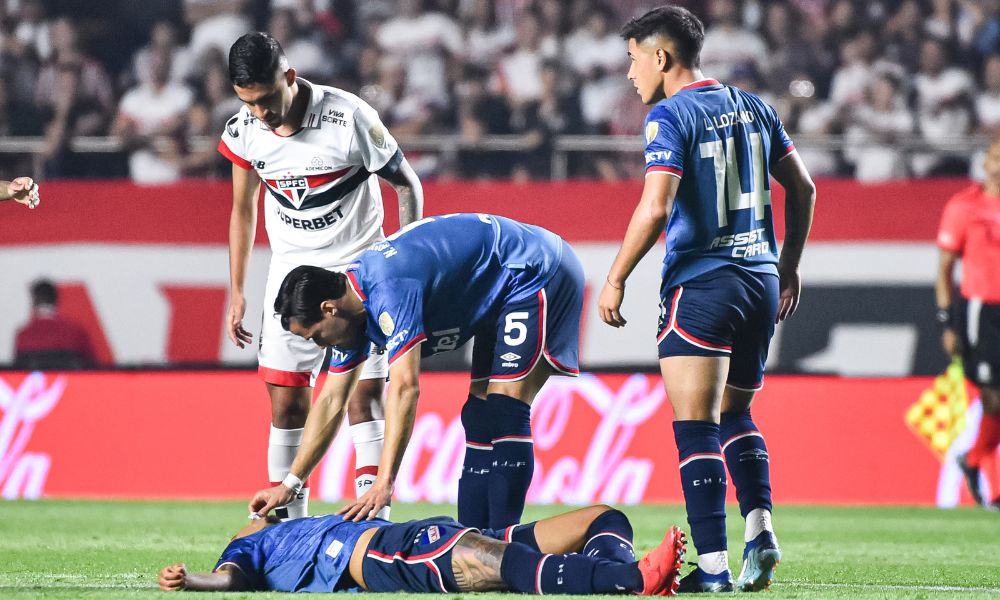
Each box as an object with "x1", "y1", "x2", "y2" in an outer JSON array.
[{"x1": 258, "y1": 258, "x2": 389, "y2": 387}]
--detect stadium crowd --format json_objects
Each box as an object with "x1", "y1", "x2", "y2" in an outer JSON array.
[{"x1": 0, "y1": 0, "x2": 997, "y2": 181}]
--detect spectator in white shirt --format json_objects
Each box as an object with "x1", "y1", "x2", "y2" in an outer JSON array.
[
  {"x1": 129, "y1": 21, "x2": 194, "y2": 88},
  {"x1": 846, "y1": 74, "x2": 914, "y2": 181},
  {"x1": 566, "y1": 5, "x2": 625, "y2": 131},
  {"x1": 497, "y1": 9, "x2": 546, "y2": 108},
  {"x1": 375, "y1": 0, "x2": 462, "y2": 108},
  {"x1": 976, "y1": 54, "x2": 1000, "y2": 136},
  {"x1": 701, "y1": 0, "x2": 768, "y2": 81},
  {"x1": 112, "y1": 48, "x2": 194, "y2": 185},
  {"x1": 460, "y1": 0, "x2": 515, "y2": 67},
  {"x1": 912, "y1": 38, "x2": 975, "y2": 175}
]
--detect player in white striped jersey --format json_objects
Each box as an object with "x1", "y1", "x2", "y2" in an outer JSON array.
[{"x1": 219, "y1": 32, "x2": 423, "y2": 520}]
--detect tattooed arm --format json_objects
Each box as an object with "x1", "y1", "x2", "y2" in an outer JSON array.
[{"x1": 450, "y1": 533, "x2": 509, "y2": 592}]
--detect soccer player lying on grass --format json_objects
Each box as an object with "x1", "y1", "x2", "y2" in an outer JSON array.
[{"x1": 158, "y1": 505, "x2": 686, "y2": 595}]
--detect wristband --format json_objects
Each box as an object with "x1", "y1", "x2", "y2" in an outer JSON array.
[
  {"x1": 606, "y1": 276, "x2": 624, "y2": 291},
  {"x1": 935, "y1": 308, "x2": 951, "y2": 326},
  {"x1": 281, "y1": 473, "x2": 304, "y2": 494}
]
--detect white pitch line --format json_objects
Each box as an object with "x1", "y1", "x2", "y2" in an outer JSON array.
[{"x1": 785, "y1": 581, "x2": 1000, "y2": 594}]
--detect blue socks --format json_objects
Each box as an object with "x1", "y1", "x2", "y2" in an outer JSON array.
[
  {"x1": 458, "y1": 395, "x2": 492, "y2": 528},
  {"x1": 673, "y1": 420, "x2": 728, "y2": 555},
  {"x1": 500, "y1": 541, "x2": 643, "y2": 594},
  {"x1": 582, "y1": 508, "x2": 636, "y2": 563},
  {"x1": 486, "y1": 393, "x2": 533, "y2": 529},
  {"x1": 720, "y1": 410, "x2": 772, "y2": 518},
  {"x1": 459, "y1": 393, "x2": 535, "y2": 529}
]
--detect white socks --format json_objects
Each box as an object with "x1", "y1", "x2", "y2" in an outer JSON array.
[
  {"x1": 745, "y1": 508, "x2": 774, "y2": 543},
  {"x1": 351, "y1": 420, "x2": 390, "y2": 520},
  {"x1": 268, "y1": 425, "x2": 309, "y2": 520},
  {"x1": 698, "y1": 550, "x2": 730, "y2": 575}
]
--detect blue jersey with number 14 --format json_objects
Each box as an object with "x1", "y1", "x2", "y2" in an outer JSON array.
[{"x1": 643, "y1": 79, "x2": 795, "y2": 289}]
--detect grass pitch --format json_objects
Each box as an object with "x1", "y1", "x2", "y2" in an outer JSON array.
[{"x1": 1, "y1": 500, "x2": 998, "y2": 598}]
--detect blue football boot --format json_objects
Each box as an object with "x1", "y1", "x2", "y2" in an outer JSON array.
[
  {"x1": 676, "y1": 565, "x2": 734, "y2": 593},
  {"x1": 735, "y1": 531, "x2": 781, "y2": 592}
]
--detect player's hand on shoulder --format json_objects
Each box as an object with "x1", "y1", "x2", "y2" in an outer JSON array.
[
  {"x1": 159, "y1": 563, "x2": 187, "y2": 591},
  {"x1": 598, "y1": 279, "x2": 628, "y2": 328},
  {"x1": 248, "y1": 484, "x2": 295, "y2": 518},
  {"x1": 10, "y1": 177, "x2": 40, "y2": 209},
  {"x1": 336, "y1": 480, "x2": 392, "y2": 522},
  {"x1": 226, "y1": 293, "x2": 253, "y2": 348},
  {"x1": 776, "y1": 265, "x2": 801, "y2": 322}
]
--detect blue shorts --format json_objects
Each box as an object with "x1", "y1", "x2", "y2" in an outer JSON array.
[
  {"x1": 362, "y1": 516, "x2": 477, "y2": 593},
  {"x1": 657, "y1": 267, "x2": 778, "y2": 390},
  {"x1": 471, "y1": 241, "x2": 584, "y2": 382}
]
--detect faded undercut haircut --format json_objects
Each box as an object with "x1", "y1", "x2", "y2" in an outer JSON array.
[
  {"x1": 228, "y1": 31, "x2": 289, "y2": 87},
  {"x1": 620, "y1": 5, "x2": 705, "y2": 69},
  {"x1": 274, "y1": 265, "x2": 348, "y2": 330}
]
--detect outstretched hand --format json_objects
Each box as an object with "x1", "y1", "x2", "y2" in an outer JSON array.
[
  {"x1": 248, "y1": 484, "x2": 296, "y2": 518},
  {"x1": 336, "y1": 480, "x2": 392, "y2": 522}
]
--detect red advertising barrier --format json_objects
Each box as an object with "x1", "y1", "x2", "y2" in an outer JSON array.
[
  {"x1": 0, "y1": 371, "x2": 978, "y2": 506},
  {"x1": 0, "y1": 178, "x2": 969, "y2": 246}
]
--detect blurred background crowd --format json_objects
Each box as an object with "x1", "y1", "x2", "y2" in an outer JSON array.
[{"x1": 0, "y1": 0, "x2": 997, "y2": 182}]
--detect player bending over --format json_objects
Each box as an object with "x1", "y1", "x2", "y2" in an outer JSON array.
[
  {"x1": 250, "y1": 213, "x2": 584, "y2": 530},
  {"x1": 598, "y1": 5, "x2": 815, "y2": 594},
  {"x1": 159, "y1": 505, "x2": 686, "y2": 595}
]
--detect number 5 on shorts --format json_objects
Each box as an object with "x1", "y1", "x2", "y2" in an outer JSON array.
[{"x1": 504, "y1": 312, "x2": 530, "y2": 346}]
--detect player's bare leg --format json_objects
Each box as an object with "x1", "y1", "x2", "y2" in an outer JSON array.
[
  {"x1": 267, "y1": 383, "x2": 312, "y2": 519},
  {"x1": 458, "y1": 505, "x2": 685, "y2": 595},
  {"x1": 660, "y1": 355, "x2": 734, "y2": 592},
  {"x1": 347, "y1": 378, "x2": 390, "y2": 518},
  {"x1": 721, "y1": 386, "x2": 780, "y2": 591}
]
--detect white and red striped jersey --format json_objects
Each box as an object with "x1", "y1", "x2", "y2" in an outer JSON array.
[{"x1": 218, "y1": 79, "x2": 402, "y2": 265}]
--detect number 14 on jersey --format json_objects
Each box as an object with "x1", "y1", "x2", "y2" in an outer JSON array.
[{"x1": 699, "y1": 132, "x2": 770, "y2": 228}]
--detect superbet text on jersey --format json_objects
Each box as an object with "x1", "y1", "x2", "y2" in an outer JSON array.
[
  {"x1": 643, "y1": 79, "x2": 796, "y2": 289},
  {"x1": 217, "y1": 79, "x2": 402, "y2": 264}
]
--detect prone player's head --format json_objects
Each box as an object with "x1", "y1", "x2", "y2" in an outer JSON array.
[
  {"x1": 232, "y1": 514, "x2": 281, "y2": 541},
  {"x1": 620, "y1": 6, "x2": 704, "y2": 105},
  {"x1": 274, "y1": 266, "x2": 367, "y2": 350},
  {"x1": 228, "y1": 32, "x2": 295, "y2": 130}
]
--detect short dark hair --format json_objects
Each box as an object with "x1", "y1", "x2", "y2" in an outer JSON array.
[
  {"x1": 274, "y1": 266, "x2": 347, "y2": 330},
  {"x1": 620, "y1": 5, "x2": 705, "y2": 69},
  {"x1": 30, "y1": 279, "x2": 57, "y2": 306},
  {"x1": 228, "y1": 32, "x2": 287, "y2": 87}
]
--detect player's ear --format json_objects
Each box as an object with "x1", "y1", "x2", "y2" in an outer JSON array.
[
  {"x1": 284, "y1": 67, "x2": 297, "y2": 86},
  {"x1": 321, "y1": 299, "x2": 337, "y2": 315},
  {"x1": 656, "y1": 48, "x2": 672, "y2": 72}
]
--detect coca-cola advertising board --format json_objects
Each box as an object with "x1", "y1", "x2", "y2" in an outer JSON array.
[{"x1": 0, "y1": 370, "x2": 986, "y2": 507}]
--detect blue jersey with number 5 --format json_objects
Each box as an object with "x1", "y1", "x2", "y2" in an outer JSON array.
[
  {"x1": 329, "y1": 213, "x2": 565, "y2": 372},
  {"x1": 643, "y1": 79, "x2": 795, "y2": 288}
]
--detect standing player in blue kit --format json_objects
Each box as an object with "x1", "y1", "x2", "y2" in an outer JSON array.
[
  {"x1": 597, "y1": 6, "x2": 816, "y2": 593},
  {"x1": 249, "y1": 213, "x2": 584, "y2": 531}
]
